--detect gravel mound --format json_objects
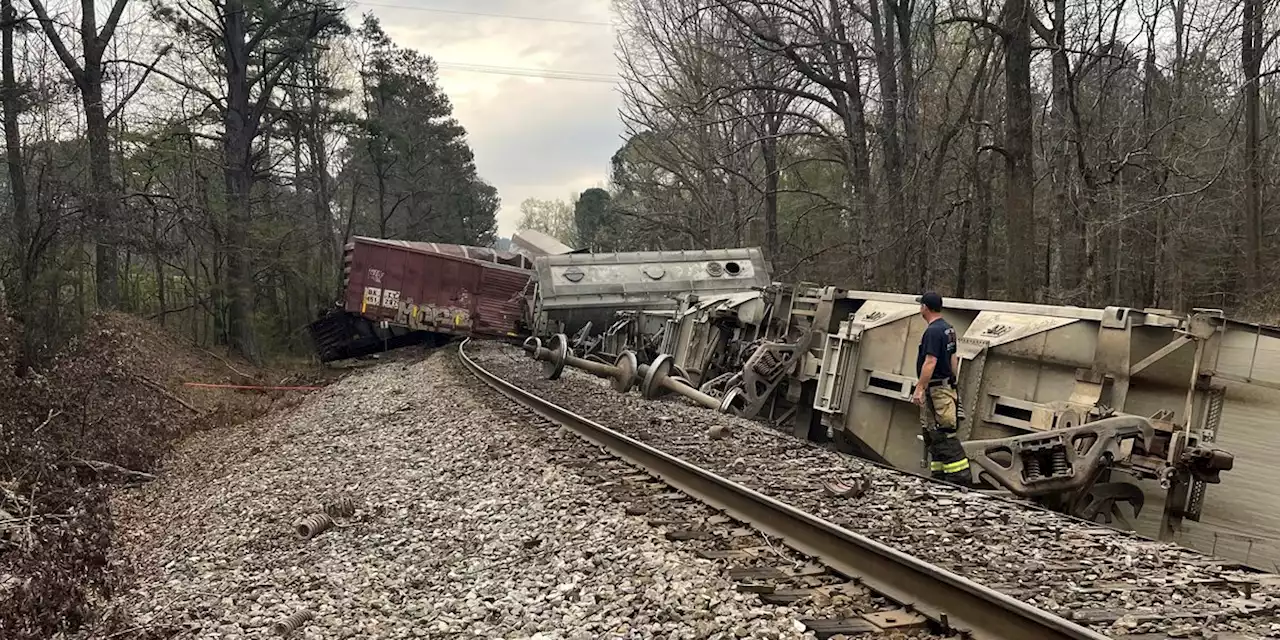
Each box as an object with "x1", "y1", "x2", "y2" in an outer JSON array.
[{"x1": 95, "y1": 351, "x2": 816, "y2": 639}]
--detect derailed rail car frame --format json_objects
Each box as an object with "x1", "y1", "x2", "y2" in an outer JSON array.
[
  {"x1": 536, "y1": 282, "x2": 1280, "y2": 541},
  {"x1": 775, "y1": 287, "x2": 1254, "y2": 539},
  {"x1": 308, "y1": 237, "x2": 534, "y2": 361},
  {"x1": 530, "y1": 248, "x2": 772, "y2": 358}
]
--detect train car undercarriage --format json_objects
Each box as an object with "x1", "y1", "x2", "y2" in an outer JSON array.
[{"x1": 523, "y1": 281, "x2": 1280, "y2": 543}]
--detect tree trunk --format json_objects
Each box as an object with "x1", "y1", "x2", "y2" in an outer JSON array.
[
  {"x1": 153, "y1": 228, "x2": 166, "y2": 326},
  {"x1": 1084, "y1": 214, "x2": 1100, "y2": 303},
  {"x1": 761, "y1": 119, "x2": 779, "y2": 259},
  {"x1": 3, "y1": 0, "x2": 30, "y2": 314},
  {"x1": 222, "y1": 0, "x2": 260, "y2": 363},
  {"x1": 1046, "y1": 0, "x2": 1074, "y2": 300},
  {"x1": 84, "y1": 83, "x2": 120, "y2": 309},
  {"x1": 892, "y1": 0, "x2": 922, "y2": 288},
  {"x1": 1167, "y1": 0, "x2": 1188, "y2": 310},
  {"x1": 29, "y1": 0, "x2": 130, "y2": 309},
  {"x1": 867, "y1": 0, "x2": 906, "y2": 289},
  {"x1": 956, "y1": 202, "x2": 971, "y2": 297},
  {"x1": 1001, "y1": 0, "x2": 1036, "y2": 301},
  {"x1": 122, "y1": 249, "x2": 133, "y2": 310},
  {"x1": 307, "y1": 97, "x2": 335, "y2": 264},
  {"x1": 829, "y1": 1, "x2": 877, "y2": 285},
  {"x1": 1242, "y1": 0, "x2": 1264, "y2": 291},
  {"x1": 190, "y1": 247, "x2": 200, "y2": 344},
  {"x1": 973, "y1": 134, "x2": 993, "y2": 299},
  {"x1": 289, "y1": 82, "x2": 314, "y2": 318},
  {"x1": 1142, "y1": 12, "x2": 1165, "y2": 308},
  {"x1": 377, "y1": 172, "x2": 389, "y2": 237},
  {"x1": 2, "y1": 0, "x2": 34, "y2": 367}
]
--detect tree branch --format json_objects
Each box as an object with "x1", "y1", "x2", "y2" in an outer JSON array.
[
  {"x1": 98, "y1": 0, "x2": 129, "y2": 47},
  {"x1": 110, "y1": 57, "x2": 223, "y2": 106},
  {"x1": 106, "y1": 45, "x2": 173, "y2": 122},
  {"x1": 27, "y1": 0, "x2": 84, "y2": 81},
  {"x1": 979, "y1": 144, "x2": 1012, "y2": 161},
  {"x1": 938, "y1": 15, "x2": 1010, "y2": 39}
]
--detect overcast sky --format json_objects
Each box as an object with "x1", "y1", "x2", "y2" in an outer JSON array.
[{"x1": 348, "y1": 0, "x2": 622, "y2": 238}]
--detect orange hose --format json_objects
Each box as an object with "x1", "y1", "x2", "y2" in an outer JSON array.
[{"x1": 181, "y1": 382, "x2": 324, "y2": 391}]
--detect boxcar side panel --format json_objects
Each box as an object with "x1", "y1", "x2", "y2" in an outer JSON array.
[{"x1": 341, "y1": 237, "x2": 530, "y2": 339}]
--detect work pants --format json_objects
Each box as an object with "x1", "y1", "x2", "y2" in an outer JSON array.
[{"x1": 921, "y1": 384, "x2": 971, "y2": 486}]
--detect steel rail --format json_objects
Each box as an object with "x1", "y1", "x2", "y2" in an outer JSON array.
[{"x1": 458, "y1": 340, "x2": 1112, "y2": 640}]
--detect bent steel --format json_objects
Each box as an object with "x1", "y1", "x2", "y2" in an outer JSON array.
[{"x1": 459, "y1": 340, "x2": 1111, "y2": 640}]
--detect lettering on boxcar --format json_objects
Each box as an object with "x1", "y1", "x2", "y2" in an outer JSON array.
[
  {"x1": 396, "y1": 299, "x2": 472, "y2": 331},
  {"x1": 395, "y1": 301, "x2": 414, "y2": 326},
  {"x1": 366, "y1": 268, "x2": 384, "y2": 284},
  {"x1": 363, "y1": 287, "x2": 382, "y2": 308},
  {"x1": 381, "y1": 289, "x2": 401, "y2": 309}
]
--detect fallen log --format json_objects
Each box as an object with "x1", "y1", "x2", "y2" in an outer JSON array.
[
  {"x1": 132, "y1": 375, "x2": 200, "y2": 413},
  {"x1": 70, "y1": 457, "x2": 157, "y2": 482}
]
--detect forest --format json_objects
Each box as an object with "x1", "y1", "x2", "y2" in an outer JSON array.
[
  {"x1": 3, "y1": 0, "x2": 1280, "y2": 366},
  {"x1": 0, "y1": 1, "x2": 497, "y2": 364},
  {"x1": 515, "y1": 0, "x2": 1280, "y2": 322}
]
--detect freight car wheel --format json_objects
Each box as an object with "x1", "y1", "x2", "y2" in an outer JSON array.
[
  {"x1": 613, "y1": 351, "x2": 639, "y2": 392},
  {"x1": 543, "y1": 334, "x2": 569, "y2": 380},
  {"x1": 719, "y1": 387, "x2": 746, "y2": 415},
  {"x1": 641, "y1": 354, "x2": 674, "y2": 400},
  {"x1": 522, "y1": 337, "x2": 542, "y2": 358}
]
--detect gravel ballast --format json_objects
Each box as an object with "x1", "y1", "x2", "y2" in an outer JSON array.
[
  {"x1": 96, "y1": 351, "x2": 821, "y2": 639},
  {"x1": 468, "y1": 341, "x2": 1280, "y2": 639}
]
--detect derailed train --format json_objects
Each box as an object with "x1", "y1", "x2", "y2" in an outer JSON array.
[{"x1": 309, "y1": 235, "x2": 1280, "y2": 564}]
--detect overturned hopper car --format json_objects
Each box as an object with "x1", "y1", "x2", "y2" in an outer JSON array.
[
  {"x1": 308, "y1": 237, "x2": 534, "y2": 362},
  {"x1": 531, "y1": 248, "x2": 772, "y2": 357},
  {"x1": 528, "y1": 283, "x2": 1280, "y2": 566}
]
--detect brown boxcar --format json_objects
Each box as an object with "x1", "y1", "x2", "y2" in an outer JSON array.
[{"x1": 309, "y1": 237, "x2": 533, "y2": 361}]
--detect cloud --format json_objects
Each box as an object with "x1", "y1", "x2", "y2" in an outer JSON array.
[{"x1": 357, "y1": 0, "x2": 622, "y2": 237}]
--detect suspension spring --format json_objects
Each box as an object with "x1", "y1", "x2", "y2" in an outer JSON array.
[
  {"x1": 294, "y1": 513, "x2": 335, "y2": 539},
  {"x1": 1025, "y1": 455, "x2": 1042, "y2": 480},
  {"x1": 752, "y1": 349, "x2": 780, "y2": 376},
  {"x1": 324, "y1": 496, "x2": 356, "y2": 519},
  {"x1": 271, "y1": 609, "x2": 314, "y2": 635},
  {"x1": 1051, "y1": 449, "x2": 1070, "y2": 477}
]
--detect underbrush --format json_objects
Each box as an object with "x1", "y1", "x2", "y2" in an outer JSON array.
[{"x1": 0, "y1": 311, "x2": 322, "y2": 638}]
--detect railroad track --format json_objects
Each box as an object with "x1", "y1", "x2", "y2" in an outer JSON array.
[
  {"x1": 460, "y1": 339, "x2": 1112, "y2": 640},
  {"x1": 467, "y1": 340, "x2": 1280, "y2": 639}
]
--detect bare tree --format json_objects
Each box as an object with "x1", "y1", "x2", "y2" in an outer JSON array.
[
  {"x1": 28, "y1": 0, "x2": 132, "y2": 309},
  {"x1": 3, "y1": 0, "x2": 29, "y2": 322},
  {"x1": 1242, "y1": 0, "x2": 1266, "y2": 291}
]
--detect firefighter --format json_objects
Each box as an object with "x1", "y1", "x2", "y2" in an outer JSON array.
[{"x1": 910, "y1": 291, "x2": 971, "y2": 485}]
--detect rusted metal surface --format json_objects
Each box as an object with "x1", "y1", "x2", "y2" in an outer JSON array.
[
  {"x1": 459, "y1": 339, "x2": 1111, "y2": 640},
  {"x1": 342, "y1": 236, "x2": 532, "y2": 339},
  {"x1": 475, "y1": 266, "x2": 534, "y2": 336},
  {"x1": 964, "y1": 417, "x2": 1154, "y2": 497},
  {"x1": 347, "y1": 237, "x2": 533, "y2": 271}
]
